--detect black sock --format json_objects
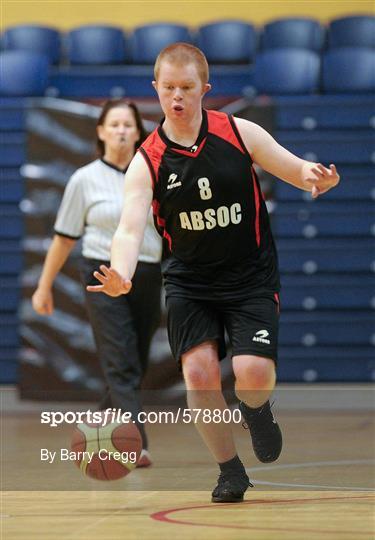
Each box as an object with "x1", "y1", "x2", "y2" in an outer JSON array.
[{"x1": 219, "y1": 454, "x2": 245, "y2": 474}]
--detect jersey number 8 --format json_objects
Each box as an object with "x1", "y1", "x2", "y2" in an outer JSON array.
[{"x1": 198, "y1": 177, "x2": 212, "y2": 200}]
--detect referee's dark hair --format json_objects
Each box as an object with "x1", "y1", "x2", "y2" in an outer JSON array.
[{"x1": 96, "y1": 99, "x2": 147, "y2": 156}]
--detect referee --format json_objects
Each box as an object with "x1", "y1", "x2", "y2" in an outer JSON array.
[{"x1": 32, "y1": 99, "x2": 162, "y2": 467}]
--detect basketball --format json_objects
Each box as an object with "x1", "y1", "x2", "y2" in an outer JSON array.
[{"x1": 71, "y1": 412, "x2": 142, "y2": 480}]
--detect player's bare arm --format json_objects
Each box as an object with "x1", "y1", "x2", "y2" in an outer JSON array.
[
  {"x1": 86, "y1": 152, "x2": 153, "y2": 296},
  {"x1": 235, "y1": 117, "x2": 340, "y2": 198}
]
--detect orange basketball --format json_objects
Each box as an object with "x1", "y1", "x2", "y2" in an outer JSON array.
[{"x1": 71, "y1": 412, "x2": 142, "y2": 480}]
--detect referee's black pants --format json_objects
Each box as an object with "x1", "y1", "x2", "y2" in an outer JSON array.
[{"x1": 81, "y1": 258, "x2": 162, "y2": 450}]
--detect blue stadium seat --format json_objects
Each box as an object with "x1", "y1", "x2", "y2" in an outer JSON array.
[
  {"x1": 281, "y1": 274, "x2": 374, "y2": 310},
  {"x1": 261, "y1": 18, "x2": 324, "y2": 52},
  {"x1": 335, "y1": 164, "x2": 375, "y2": 181},
  {"x1": 254, "y1": 49, "x2": 320, "y2": 95},
  {"x1": 130, "y1": 24, "x2": 192, "y2": 64},
  {"x1": 0, "y1": 277, "x2": 20, "y2": 311},
  {"x1": 0, "y1": 241, "x2": 23, "y2": 274},
  {"x1": 275, "y1": 174, "x2": 374, "y2": 201},
  {"x1": 274, "y1": 201, "x2": 374, "y2": 237},
  {"x1": 0, "y1": 132, "x2": 26, "y2": 167},
  {"x1": 0, "y1": 352, "x2": 18, "y2": 384},
  {"x1": 0, "y1": 97, "x2": 26, "y2": 130},
  {"x1": 2, "y1": 25, "x2": 61, "y2": 64},
  {"x1": 275, "y1": 212, "x2": 373, "y2": 237},
  {"x1": 49, "y1": 64, "x2": 253, "y2": 98},
  {"x1": 322, "y1": 48, "x2": 375, "y2": 94},
  {"x1": 328, "y1": 15, "x2": 375, "y2": 49},
  {"x1": 0, "y1": 206, "x2": 23, "y2": 238},
  {"x1": 196, "y1": 21, "x2": 256, "y2": 63},
  {"x1": 67, "y1": 26, "x2": 127, "y2": 65},
  {"x1": 277, "y1": 129, "x2": 374, "y2": 163},
  {"x1": 0, "y1": 51, "x2": 49, "y2": 96},
  {"x1": 274, "y1": 95, "x2": 375, "y2": 130},
  {"x1": 278, "y1": 347, "x2": 374, "y2": 382},
  {"x1": 279, "y1": 311, "x2": 374, "y2": 346},
  {"x1": 277, "y1": 238, "x2": 375, "y2": 273},
  {"x1": 0, "y1": 169, "x2": 23, "y2": 202},
  {"x1": 0, "y1": 313, "x2": 19, "y2": 347}
]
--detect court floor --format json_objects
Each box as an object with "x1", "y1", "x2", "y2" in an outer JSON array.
[
  {"x1": 3, "y1": 490, "x2": 374, "y2": 540},
  {"x1": 2, "y1": 390, "x2": 375, "y2": 539}
]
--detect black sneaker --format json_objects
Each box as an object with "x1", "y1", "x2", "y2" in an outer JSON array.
[
  {"x1": 211, "y1": 469, "x2": 253, "y2": 503},
  {"x1": 239, "y1": 400, "x2": 282, "y2": 463}
]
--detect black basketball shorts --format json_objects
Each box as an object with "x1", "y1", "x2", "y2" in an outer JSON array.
[{"x1": 166, "y1": 292, "x2": 280, "y2": 368}]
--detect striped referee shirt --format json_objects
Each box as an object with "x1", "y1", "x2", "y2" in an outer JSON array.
[{"x1": 54, "y1": 158, "x2": 162, "y2": 263}]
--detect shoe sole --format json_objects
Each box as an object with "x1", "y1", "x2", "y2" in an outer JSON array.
[
  {"x1": 136, "y1": 458, "x2": 152, "y2": 468},
  {"x1": 211, "y1": 494, "x2": 244, "y2": 503},
  {"x1": 254, "y1": 426, "x2": 283, "y2": 463},
  {"x1": 255, "y1": 452, "x2": 282, "y2": 463}
]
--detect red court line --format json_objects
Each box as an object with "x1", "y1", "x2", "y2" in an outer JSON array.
[{"x1": 151, "y1": 495, "x2": 374, "y2": 536}]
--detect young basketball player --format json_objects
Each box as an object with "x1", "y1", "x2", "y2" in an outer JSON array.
[{"x1": 87, "y1": 44, "x2": 340, "y2": 502}]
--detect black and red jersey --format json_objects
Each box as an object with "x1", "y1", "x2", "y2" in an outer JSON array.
[{"x1": 139, "y1": 109, "x2": 279, "y2": 297}]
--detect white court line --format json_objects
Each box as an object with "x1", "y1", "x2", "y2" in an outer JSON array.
[{"x1": 246, "y1": 459, "x2": 375, "y2": 491}]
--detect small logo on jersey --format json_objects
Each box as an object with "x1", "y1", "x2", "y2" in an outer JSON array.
[
  {"x1": 167, "y1": 173, "x2": 182, "y2": 190},
  {"x1": 252, "y1": 330, "x2": 271, "y2": 345}
]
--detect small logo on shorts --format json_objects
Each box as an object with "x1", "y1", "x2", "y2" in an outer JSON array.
[{"x1": 252, "y1": 330, "x2": 270, "y2": 345}]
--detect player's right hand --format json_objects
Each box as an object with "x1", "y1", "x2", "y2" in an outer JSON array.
[
  {"x1": 86, "y1": 265, "x2": 132, "y2": 297},
  {"x1": 32, "y1": 288, "x2": 54, "y2": 315}
]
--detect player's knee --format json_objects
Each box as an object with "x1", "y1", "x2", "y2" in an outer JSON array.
[
  {"x1": 182, "y1": 350, "x2": 221, "y2": 390},
  {"x1": 183, "y1": 362, "x2": 221, "y2": 390},
  {"x1": 233, "y1": 356, "x2": 275, "y2": 391}
]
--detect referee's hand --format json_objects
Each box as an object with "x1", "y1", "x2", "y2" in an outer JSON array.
[
  {"x1": 32, "y1": 287, "x2": 54, "y2": 315},
  {"x1": 86, "y1": 265, "x2": 132, "y2": 296}
]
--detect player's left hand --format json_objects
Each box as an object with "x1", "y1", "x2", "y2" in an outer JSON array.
[
  {"x1": 304, "y1": 163, "x2": 340, "y2": 199},
  {"x1": 86, "y1": 265, "x2": 132, "y2": 296}
]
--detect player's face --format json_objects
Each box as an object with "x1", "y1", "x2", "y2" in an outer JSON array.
[
  {"x1": 153, "y1": 61, "x2": 211, "y2": 121},
  {"x1": 97, "y1": 106, "x2": 140, "y2": 153}
]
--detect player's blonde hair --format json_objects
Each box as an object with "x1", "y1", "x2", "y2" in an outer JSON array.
[{"x1": 154, "y1": 42, "x2": 209, "y2": 85}]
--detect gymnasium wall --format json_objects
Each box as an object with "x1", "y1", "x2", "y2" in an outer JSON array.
[{"x1": 2, "y1": 0, "x2": 374, "y2": 30}]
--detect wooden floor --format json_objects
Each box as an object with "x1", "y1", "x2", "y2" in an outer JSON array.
[{"x1": 2, "y1": 408, "x2": 374, "y2": 539}]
